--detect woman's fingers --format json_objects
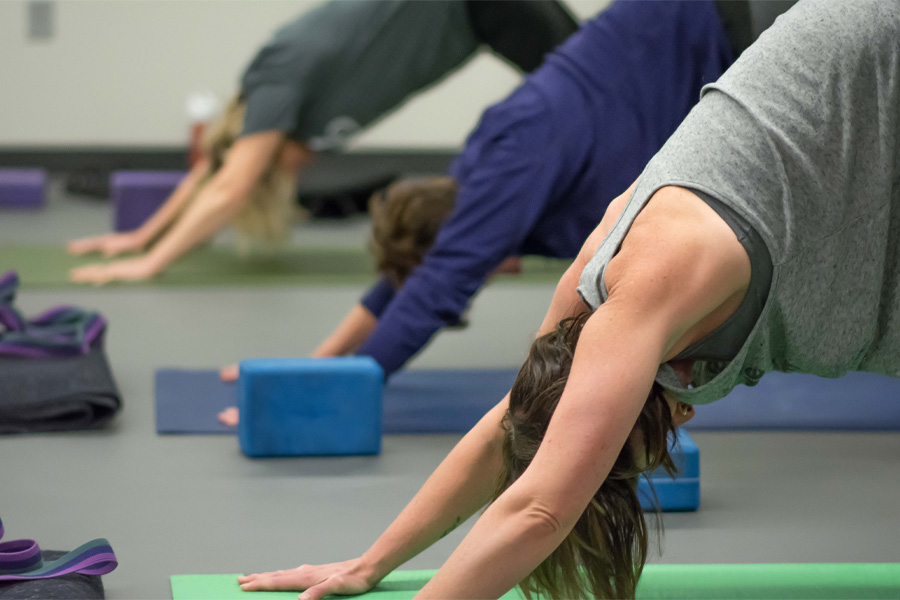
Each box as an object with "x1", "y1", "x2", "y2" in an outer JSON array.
[
  {"x1": 218, "y1": 407, "x2": 239, "y2": 427},
  {"x1": 70, "y1": 264, "x2": 111, "y2": 285},
  {"x1": 70, "y1": 257, "x2": 156, "y2": 285},
  {"x1": 239, "y1": 568, "x2": 320, "y2": 592},
  {"x1": 220, "y1": 364, "x2": 239, "y2": 382},
  {"x1": 299, "y1": 579, "x2": 345, "y2": 600},
  {"x1": 236, "y1": 562, "x2": 373, "y2": 598},
  {"x1": 67, "y1": 237, "x2": 104, "y2": 255},
  {"x1": 68, "y1": 233, "x2": 142, "y2": 258}
]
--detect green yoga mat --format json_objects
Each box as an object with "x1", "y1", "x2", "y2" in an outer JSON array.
[
  {"x1": 171, "y1": 564, "x2": 900, "y2": 599},
  {"x1": 0, "y1": 244, "x2": 567, "y2": 288}
]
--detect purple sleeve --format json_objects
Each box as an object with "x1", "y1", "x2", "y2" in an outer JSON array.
[
  {"x1": 360, "y1": 277, "x2": 396, "y2": 318},
  {"x1": 356, "y1": 95, "x2": 557, "y2": 376}
]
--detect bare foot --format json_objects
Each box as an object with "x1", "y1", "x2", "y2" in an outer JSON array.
[
  {"x1": 220, "y1": 364, "x2": 239, "y2": 382},
  {"x1": 218, "y1": 407, "x2": 239, "y2": 427}
]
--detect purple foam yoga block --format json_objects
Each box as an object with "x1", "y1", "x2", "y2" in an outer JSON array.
[
  {"x1": 111, "y1": 170, "x2": 186, "y2": 232},
  {"x1": 0, "y1": 169, "x2": 47, "y2": 209}
]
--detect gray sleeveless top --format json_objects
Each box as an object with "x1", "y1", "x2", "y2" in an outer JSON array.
[{"x1": 577, "y1": 0, "x2": 900, "y2": 405}]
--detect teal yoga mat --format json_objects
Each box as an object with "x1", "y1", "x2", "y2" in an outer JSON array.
[{"x1": 171, "y1": 564, "x2": 900, "y2": 599}]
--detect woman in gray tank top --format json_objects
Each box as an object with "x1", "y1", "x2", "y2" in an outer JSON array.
[
  {"x1": 486, "y1": 1, "x2": 899, "y2": 599},
  {"x1": 236, "y1": 3, "x2": 899, "y2": 600}
]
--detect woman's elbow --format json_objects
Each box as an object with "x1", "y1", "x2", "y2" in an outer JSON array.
[
  {"x1": 508, "y1": 494, "x2": 578, "y2": 542},
  {"x1": 521, "y1": 502, "x2": 565, "y2": 537}
]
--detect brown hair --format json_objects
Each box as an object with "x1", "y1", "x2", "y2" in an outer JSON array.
[
  {"x1": 368, "y1": 177, "x2": 458, "y2": 287},
  {"x1": 195, "y1": 97, "x2": 300, "y2": 252},
  {"x1": 495, "y1": 312, "x2": 676, "y2": 600}
]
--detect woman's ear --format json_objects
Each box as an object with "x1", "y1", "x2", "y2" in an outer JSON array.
[{"x1": 670, "y1": 398, "x2": 694, "y2": 427}]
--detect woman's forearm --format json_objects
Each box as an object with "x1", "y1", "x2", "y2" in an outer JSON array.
[
  {"x1": 142, "y1": 131, "x2": 285, "y2": 274},
  {"x1": 133, "y1": 160, "x2": 211, "y2": 247},
  {"x1": 142, "y1": 176, "x2": 245, "y2": 274},
  {"x1": 416, "y1": 485, "x2": 568, "y2": 600},
  {"x1": 313, "y1": 304, "x2": 378, "y2": 357},
  {"x1": 358, "y1": 398, "x2": 508, "y2": 582}
]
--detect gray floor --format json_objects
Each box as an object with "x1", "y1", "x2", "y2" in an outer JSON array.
[{"x1": 1, "y1": 183, "x2": 899, "y2": 599}]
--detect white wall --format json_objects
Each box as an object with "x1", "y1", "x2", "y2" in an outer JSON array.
[{"x1": 0, "y1": 0, "x2": 609, "y2": 150}]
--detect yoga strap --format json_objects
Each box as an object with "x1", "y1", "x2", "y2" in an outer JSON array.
[
  {"x1": 0, "y1": 271, "x2": 106, "y2": 358},
  {"x1": 0, "y1": 518, "x2": 117, "y2": 581}
]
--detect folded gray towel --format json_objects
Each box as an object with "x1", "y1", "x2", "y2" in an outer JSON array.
[{"x1": 0, "y1": 348, "x2": 120, "y2": 434}]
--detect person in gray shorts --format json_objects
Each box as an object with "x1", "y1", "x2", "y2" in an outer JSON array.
[
  {"x1": 235, "y1": 2, "x2": 900, "y2": 599},
  {"x1": 66, "y1": 0, "x2": 577, "y2": 284}
]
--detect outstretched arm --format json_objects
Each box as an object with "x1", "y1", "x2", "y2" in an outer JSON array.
[
  {"x1": 312, "y1": 303, "x2": 379, "y2": 357},
  {"x1": 67, "y1": 159, "x2": 211, "y2": 258},
  {"x1": 238, "y1": 395, "x2": 510, "y2": 599},
  {"x1": 70, "y1": 131, "x2": 286, "y2": 284},
  {"x1": 417, "y1": 187, "x2": 751, "y2": 599}
]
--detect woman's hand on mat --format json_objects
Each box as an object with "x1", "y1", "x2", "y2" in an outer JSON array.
[
  {"x1": 220, "y1": 364, "x2": 239, "y2": 382},
  {"x1": 238, "y1": 559, "x2": 377, "y2": 600},
  {"x1": 67, "y1": 232, "x2": 147, "y2": 257},
  {"x1": 69, "y1": 256, "x2": 159, "y2": 285},
  {"x1": 218, "y1": 407, "x2": 239, "y2": 427}
]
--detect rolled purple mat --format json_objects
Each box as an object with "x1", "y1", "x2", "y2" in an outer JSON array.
[
  {"x1": 0, "y1": 169, "x2": 47, "y2": 209},
  {"x1": 110, "y1": 170, "x2": 185, "y2": 232}
]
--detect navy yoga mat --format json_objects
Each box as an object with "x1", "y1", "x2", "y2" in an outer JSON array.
[
  {"x1": 155, "y1": 368, "x2": 517, "y2": 435},
  {"x1": 154, "y1": 370, "x2": 699, "y2": 511},
  {"x1": 155, "y1": 368, "x2": 900, "y2": 434}
]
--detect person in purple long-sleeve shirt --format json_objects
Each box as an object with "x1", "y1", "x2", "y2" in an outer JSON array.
[
  {"x1": 344, "y1": 0, "x2": 735, "y2": 376},
  {"x1": 220, "y1": 0, "x2": 774, "y2": 399}
]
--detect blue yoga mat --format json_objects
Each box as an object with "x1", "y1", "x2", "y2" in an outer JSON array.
[
  {"x1": 154, "y1": 369, "x2": 699, "y2": 511},
  {"x1": 155, "y1": 368, "x2": 900, "y2": 434},
  {"x1": 155, "y1": 368, "x2": 517, "y2": 435}
]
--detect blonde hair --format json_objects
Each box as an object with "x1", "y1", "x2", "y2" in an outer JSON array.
[{"x1": 195, "y1": 96, "x2": 302, "y2": 253}]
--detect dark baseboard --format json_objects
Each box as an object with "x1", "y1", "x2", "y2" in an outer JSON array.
[
  {"x1": 0, "y1": 146, "x2": 456, "y2": 190},
  {"x1": 0, "y1": 147, "x2": 457, "y2": 216},
  {"x1": 0, "y1": 147, "x2": 190, "y2": 172}
]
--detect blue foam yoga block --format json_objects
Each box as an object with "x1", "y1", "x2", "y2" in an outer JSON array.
[
  {"x1": 638, "y1": 429, "x2": 700, "y2": 512},
  {"x1": 238, "y1": 357, "x2": 384, "y2": 458}
]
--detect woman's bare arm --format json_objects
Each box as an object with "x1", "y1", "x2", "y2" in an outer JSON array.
[
  {"x1": 416, "y1": 187, "x2": 751, "y2": 599},
  {"x1": 139, "y1": 131, "x2": 285, "y2": 274},
  {"x1": 129, "y1": 159, "x2": 212, "y2": 248},
  {"x1": 312, "y1": 304, "x2": 379, "y2": 357},
  {"x1": 220, "y1": 303, "x2": 378, "y2": 382},
  {"x1": 67, "y1": 159, "x2": 211, "y2": 257},
  {"x1": 238, "y1": 396, "x2": 510, "y2": 599},
  {"x1": 70, "y1": 131, "x2": 286, "y2": 284}
]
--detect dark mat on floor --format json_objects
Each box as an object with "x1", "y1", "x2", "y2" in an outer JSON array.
[
  {"x1": 0, "y1": 551, "x2": 106, "y2": 600},
  {"x1": 155, "y1": 368, "x2": 518, "y2": 435},
  {"x1": 155, "y1": 368, "x2": 900, "y2": 434},
  {"x1": 0, "y1": 244, "x2": 567, "y2": 288},
  {"x1": 0, "y1": 348, "x2": 120, "y2": 434}
]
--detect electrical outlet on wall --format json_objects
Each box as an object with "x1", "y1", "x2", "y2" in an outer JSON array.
[{"x1": 28, "y1": 0, "x2": 55, "y2": 41}]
